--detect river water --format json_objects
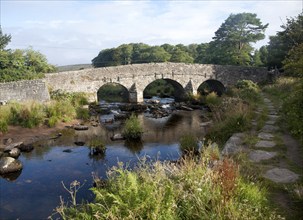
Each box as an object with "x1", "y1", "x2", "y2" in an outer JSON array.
[{"x1": 0, "y1": 110, "x2": 208, "y2": 220}]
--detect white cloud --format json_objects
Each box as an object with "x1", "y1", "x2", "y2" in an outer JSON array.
[{"x1": 2, "y1": 0, "x2": 302, "y2": 65}]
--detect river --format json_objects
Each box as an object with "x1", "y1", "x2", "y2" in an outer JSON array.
[{"x1": 0, "y1": 110, "x2": 208, "y2": 219}]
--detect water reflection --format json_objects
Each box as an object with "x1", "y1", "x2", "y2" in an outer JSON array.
[
  {"x1": 0, "y1": 110, "x2": 207, "y2": 220},
  {"x1": 124, "y1": 139, "x2": 144, "y2": 154}
]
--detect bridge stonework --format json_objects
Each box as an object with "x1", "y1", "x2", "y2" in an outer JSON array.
[{"x1": 0, "y1": 63, "x2": 268, "y2": 103}]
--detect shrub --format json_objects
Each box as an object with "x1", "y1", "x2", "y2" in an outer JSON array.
[
  {"x1": 179, "y1": 134, "x2": 198, "y2": 154},
  {"x1": 88, "y1": 139, "x2": 106, "y2": 155},
  {"x1": 236, "y1": 80, "x2": 259, "y2": 92},
  {"x1": 54, "y1": 146, "x2": 283, "y2": 220},
  {"x1": 76, "y1": 107, "x2": 90, "y2": 121},
  {"x1": 122, "y1": 114, "x2": 143, "y2": 140},
  {"x1": 205, "y1": 114, "x2": 250, "y2": 147},
  {"x1": 282, "y1": 79, "x2": 303, "y2": 143},
  {"x1": 0, "y1": 119, "x2": 8, "y2": 133}
]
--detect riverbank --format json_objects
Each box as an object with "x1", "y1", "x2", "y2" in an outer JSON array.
[{"x1": 0, "y1": 119, "x2": 81, "y2": 150}]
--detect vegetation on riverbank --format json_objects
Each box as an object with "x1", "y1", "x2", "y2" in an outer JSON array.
[
  {"x1": 263, "y1": 77, "x2": 303, "y2": 145},
  {"x1": 204, "y1": 80, "x2": 261, "y2": 147},
  {"x1": 0, "y1": 91, "x2": 89, "y2": 133},
  {"x1": 54, "y1": 145, "x2": 282, "y2": 220}
]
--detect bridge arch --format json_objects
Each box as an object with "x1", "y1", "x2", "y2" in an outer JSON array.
[
  {"x1": 198, "y1": 79, "x2": 226, "y2": 96},
  {"x1": 143, "y1": 78, "x2": 186, "y2": 101},
  {"x1": 97, "y1": 82, "x2": 129, "y2": 102}
]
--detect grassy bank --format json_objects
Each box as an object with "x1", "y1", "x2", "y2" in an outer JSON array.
[
  {"x1": 204, "y1": 80, "x2": 262, "y2": 147},
  {"x1": 53, "y1": 145, "x2": 282, "y2": 220},
  {"x1": 0, "y1": 91, "x2": 89, "y2": 133},
  {"x1": 263, "y1": 77, "x2": 303, "y2": 145}
]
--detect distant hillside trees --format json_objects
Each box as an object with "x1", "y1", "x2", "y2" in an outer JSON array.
[{"x1": 0, "y1": 28, "x2": 56, "y2": 83}]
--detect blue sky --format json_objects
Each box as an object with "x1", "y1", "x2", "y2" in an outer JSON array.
[{"x1": 1, "y1": 0, "x2": 302, "y2": 66}]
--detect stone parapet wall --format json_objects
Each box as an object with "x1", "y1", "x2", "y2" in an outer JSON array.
[{"x1": 0, "y1": 80, "x2": 50, "y2": 103}]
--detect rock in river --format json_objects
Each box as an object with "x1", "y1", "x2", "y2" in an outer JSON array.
[
  {"x1": 0, "y1": 157, "x2": 23, "y2": 174},
  {"x1": 74, "y1": 125, "x2": 89, "y2": 131},
  {"x1": 8, "y1": 148, "x2": 21, "y2": 158}
]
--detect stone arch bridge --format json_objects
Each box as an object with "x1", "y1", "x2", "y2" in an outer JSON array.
[{"x1": 0, "y1": 63, "x2": 268, "y2": 103}]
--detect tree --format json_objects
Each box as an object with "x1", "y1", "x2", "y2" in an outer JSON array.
[
  {"x1": 252, "y1": 49, "x2": 263, "y2": 67},
  {"x1": 267, "y1": 13, "x2": 303, "y2": 69},
  {"x1": 259, "y1": 46, "x2": 268, "y2": 66},
  {"x1": 282, "y1": 43, "x2": 303, "y2": 77},
  {"x1": 0, "y1": 28, "x2": 11, "y2": 50},
  {"x1": 118, "y1": 44, "x2": 133, "y2": 65},
  {"x1": 0, "y1": 47, "x2": 55, "y2": 82},
  {"x1": 146, "y1": 46, "x2": 171, "y2": 63},
  {"x1": 209, "y1": 13, "x2": 268, "y2": 65},
  {"x1": 170, "y1": 48, "x2": 194, "y2": 63}
]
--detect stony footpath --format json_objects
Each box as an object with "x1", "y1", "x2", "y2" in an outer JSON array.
[
  {"x1": 221, "y1": 93, "x2": 303, "y2": 217},
  {"x1": 222, "y1": 95, "x2": 300, "y2": 183}
]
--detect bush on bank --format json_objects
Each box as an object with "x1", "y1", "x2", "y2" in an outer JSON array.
[
  {"x1": 0, "y1": 91, "x2": 89, "y2": 132},
  {"x1": 204, "y1": 81, "x2": 259, "y2": 147},
  {"x1": 263, "y1": 77, "x2": 303, "y2": 144},
  {"x1": 54, "y1": 145, "x2": 282, "y2": 220}
]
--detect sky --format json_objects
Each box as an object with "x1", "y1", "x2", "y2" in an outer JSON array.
[{"x1": 1, "y1": 0, "x2": 302, "y2": 66}]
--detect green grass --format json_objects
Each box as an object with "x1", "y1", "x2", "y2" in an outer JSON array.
[
  {"x1": 53, "y1": 145, "x2": 283, "y2": 220},
  {"x1": 0, "y1": 92, "x2": 89, "y2": 131}
]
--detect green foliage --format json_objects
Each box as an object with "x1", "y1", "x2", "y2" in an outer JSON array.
[
  {"x1": 204, "y1": 90, "x2": 253, "y2": 146},
  {"x1": 0, "y1": 119, "x2": 8, "y2": 133},
  {"x1": 76, "y1": 107, "x2": 90, "y2": 121},
  {"x1": 282, "y1": 79, "x2": 303, "y2": 143},
  {"x1": 0, "y1": 48, "x2": 55, "y2": 82},
  {"x1": 88, "y1": 139, "x2": 106, "y2": 155},
  {"x1": 263, "y1": 77, "x2": 303, "y2": 144},
  {"x1": 207, "y1": 13, "x2": 268, "y2": 66},
  {"x1": 122, "y1": 114, "x2": 143, "y2": 140},
  {"x1": 206, "y1": 114, "x2": 250, "y2": 147},
  {"x1": 282, "y1": 43, "x2": 303, "y2": 77},
  {"x1": 267, "y1": 12, "x2": 303, "y2": 69},
  {"x1": 179, "y1": 134, "x2": 198, "y2": 154},
  {"x1": 235, "y1": 80, "x2": 262, "y2": 103},
  {"x1": 236, "y1": 80, "x2": 259, "y2": 92},
  {"x1": 8, "y1": 102, "x2": 45, "y2": 128},
  {"x1": 205, "y1": 92, "x2": 221, "y2": 107},
  {"x1": 97, "y1": 83, "x2": 129, "y2": 102},
  {"x1": 0, "y1": 92, "x2": 89, "y2": 131},
  {"x1": 55, "y1": 146, "x2": 283, "y2": 220},
  {"x1": 0, "y1": 27, "x2": 11, "y2": 50},
  {"x1": 143, "y1": 79, "x2": 175, "y2": 98}
]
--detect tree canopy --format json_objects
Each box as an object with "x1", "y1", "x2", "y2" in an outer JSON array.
[
  {"x1": 0, "y1": 28, "x2": 11, "y2": 50},
  {"x1": 206, "y1": 13, "x2": 268, "y2": 65},
  {"x1": 0, "y1": 28, "x2": 56, "y2": 82},
  {"x1": 266, "y1": 12, "x2": 303, "y2": 74}
]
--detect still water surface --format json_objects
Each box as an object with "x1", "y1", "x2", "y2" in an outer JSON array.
[{"x1": 0, "y1": 110, "x2": 207, "y2": 219}]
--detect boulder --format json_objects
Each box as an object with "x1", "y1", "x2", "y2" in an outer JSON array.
[
  {"x1": 74, "y1": 125, "x2": 89, "y2": 131},
  {"x1": 4, "y1": 142, "x2": 23, "y2": 152},
  {"x1": 8, "y1": 148, "x2": 21, "y2": 158},
  {"x1": 3, "y1": 138, "x2": 13, "y2": 145},
  {"x1": 0, "y1": 157, "x2": 23, "y2": 174},
  {"x1": 18, "y1": 143, "x2": 34, "y2": 152},
  {"x1": 110, "y1": 133, "x2": 125, "y2": 141}
]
